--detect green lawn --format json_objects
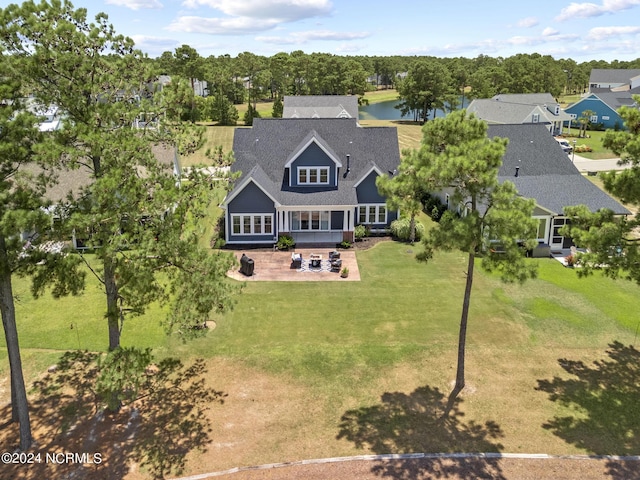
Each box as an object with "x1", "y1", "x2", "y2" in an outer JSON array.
[
  {"x1": 2, "y1": 239, "x2": 639, "y2": 471},
  {"x1": 560, "y1": 127, "x2": 616, "y2": 159}
]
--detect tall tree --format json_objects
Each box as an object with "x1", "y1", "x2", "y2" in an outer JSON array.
[
  {"x1": 413, "y1": 110, "x2": 538, "y2": 412},
  {"x1": 376, "y1": 149, "x2": 423, "y2": 244},
  {"x1": 562, "y1": 97, "x2": 640, "y2": 282},
  {"x1": 1, "y1": 0, "x2": 239, "y2": 352},
  {"x1": 0, "y1": 55, "x2": 84, "y2": 450},
  {"x1": 396, "y1": 60, "x2": 455, "y2": 122}
]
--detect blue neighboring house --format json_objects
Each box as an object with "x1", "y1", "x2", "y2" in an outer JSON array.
[
  {"x1": 221, "y1": 118, "x2": 400, "y2": 245},
  {"x1": 564, "y1": 90, "x2": 639, "y2": 130}
]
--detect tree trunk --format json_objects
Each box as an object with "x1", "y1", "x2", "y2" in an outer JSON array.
[
  {"x1": 104, "y1": 259, "x2": 120, "y2": 351},
  {"x1": 409, "y1": 213, "x2": 416, "y2": 244},
  {"x1": 0, "y1": 234, "x2": 33, "y2": 450},
  {"x1": 444, "y1": 249, "x2": 475, "y2": 417}
]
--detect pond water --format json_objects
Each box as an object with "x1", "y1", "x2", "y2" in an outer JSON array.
[{"x1": 359, "y1": 97, "x2": 470, "y2": 121}]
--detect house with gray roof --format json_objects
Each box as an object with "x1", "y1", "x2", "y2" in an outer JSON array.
[
  {"x1": 491, "y1": 124, "x2": 628, "y2": 252},
  {"x1": 221, "y1": 118, "x2": 400, "y2": 245},
  {"x1": 589, "y1": 69, "x2": 640, "y2": 92},
  {"x1": 467, "y1": 93, "x2": 571, "y2": 135},
  {"x1": 283, "y1": 95, "x2": 359, "y2": 120},
  {"x1": 564, "y1": 90, "x2": 639, "y2": 130}
]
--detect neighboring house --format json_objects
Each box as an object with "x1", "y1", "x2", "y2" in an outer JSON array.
[
  {"x1": 564, "y1": 90, "x2": 639, "y2": 130},
  {"x1": 25, "y1": 99, "x2": 63, "y2": 132},
  {"x1": 467, "y1": 93, "x2": 571, "y2": 135},
  {"x1": 432, "y1": 124, "x2": 628, "y2": 254},
  {"x1": 588, "y1": 69, "x2": 640, "y2": 92},
  {"x1": 22, "y1": 144, "x2": 181, "y2": 249},
  {"x1": 491, "y1": 124, "x2": 628, "y2": 252},
  {"x1": 283, "y1": 95, "x2": 359, "y2": 119},
  {"x1": 221, "y1": 118, "x2": 400, "y2": 245}
]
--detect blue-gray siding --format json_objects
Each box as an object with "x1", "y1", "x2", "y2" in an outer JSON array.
[
  {"x1": 227, "y1": 181, "x2": 276, "y2": 243},
  {"x1": 356, "y1": 171, "x2": 386, "y2": 204},
  {"x1": 565, "y1": 95, "x2": 623, "y2": 130},
  {"x1": 289, "y1": 142, "x2": 337, "y2": 187}
]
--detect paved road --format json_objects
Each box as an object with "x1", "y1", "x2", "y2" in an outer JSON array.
[{"x1": 571, "y1": 154, "x2": 626, "y2": 172}]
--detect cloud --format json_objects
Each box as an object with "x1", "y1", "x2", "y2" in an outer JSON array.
[
  {"x1": 335, "y1": 42, "x2": 364, "y2": 53},
  {"x1": 542, "y1": 27, "x2": 559, "y2": 36},
  {"x1": 105, "y1": 0, "x2": 163, "y2": 9},
  {"x1": 180, "y1": 0, "x2": 332, "y2": 21},
  {"x1": 171, "y1": 0, "x2": 334, "y2": 36},
  {"x1": 256, "y1": 29, "x2": 369, "y2": 45},
  {"x1": 517, "y1": 17, "x2": 539, "y2": 28},
  {"x1": 556, "y1": 0, "x2": 640, "y2": 21},
  {"x1": 168, "y1": 16, "x2": 280, "y2": 34},
  {"x1": 587, "y1": 25, "x2": 640, "y2": 39}
]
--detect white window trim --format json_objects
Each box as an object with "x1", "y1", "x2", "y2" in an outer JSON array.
[
  {"x1": 231, "y1": 214, "x2": 273, "y2": 235},
  {"x1": 290, "y1": 210, "x2": 331, "y2": 231},
  {"x1": 357, "y1": 204, "x2": 387, "y2": 224},
  {"x1": 590, "y1": 115, "x2": 598, "y2": 123},
  {"x1": 298, "y1": 166, "x2": 330, "y2": 185},
  {"x1": 532, "y1": 113, "x2": 540, "y2": 123}
]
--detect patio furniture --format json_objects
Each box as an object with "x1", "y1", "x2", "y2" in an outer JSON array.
[
  {"x1": 330, "y1": 258, "x2": 342, "y2": 272},
  {"x1": 291, "y1": 252, "x2": 302, "y2": 269},
  {"x1": 309, "y1": 253, "x2": 322, "y2": 269},
  {"x1": 329, "y1": 251, "x2": 340, "y2": 260},
  {"x1": 240, "y1": 253, "x2": 254, "y2": 276}
]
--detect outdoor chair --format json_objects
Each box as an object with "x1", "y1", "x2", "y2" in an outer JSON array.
[
  {"x1": 330, "y1": 258, "x2": 342, "y2": 272},
  {"x1": 291, "y1": 252, "x2": 302, "y2": 269},
  {"x1": 329, "y1": 251, "x2": 340, "y2": 260}
]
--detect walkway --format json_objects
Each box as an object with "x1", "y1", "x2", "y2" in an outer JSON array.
[{"x1": 226, "y1": 248, "x2": 360, "y2": 281}]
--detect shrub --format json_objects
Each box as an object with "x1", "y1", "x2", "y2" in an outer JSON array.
[
  {"x1": 423, "y1": 194, "x2": 447, "y2": 222},
  {"x1": 276, "y1": 234, "x2": 295, "y2": 250},
  {"x1": 339, "y1": 240, "x2": 352, "y2": 249},
  {"x1": 575, "y1": 144, "x2": 592, "y2": 153},
  {"x1": 390, "y1": 218, "x2": 425, "y2": 241},
  {"x1": 354, "y1": 224, "x2": 368, "y2": 240}
]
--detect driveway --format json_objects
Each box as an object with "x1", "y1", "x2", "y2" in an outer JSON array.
[{"x1": 571, "y1": 154, "x2": 626, "y2": 172}]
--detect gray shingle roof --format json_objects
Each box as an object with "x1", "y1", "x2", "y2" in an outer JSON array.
[
  {"x1": 489, "y1": 124, "x2": 629, "y2": 215},
  {"x1": 283, "y1": 95, "x2": 359, "y2": 119},
  {"x1": 492, "y1": 93, "x2": 557, "y2": 105},
  {"x1": 590, "y1": 69, "x2": 640, "y2": 85},
  {"x1": 229, "y1": 118, "x2": 399, "y2": 207}
]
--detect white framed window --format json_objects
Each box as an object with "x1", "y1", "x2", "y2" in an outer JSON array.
[
  {"x1": 290, "y1": 211, "x2": 330, "y2": 231},
  {"x1": 590, "y1": 115, "x2": 598, "y2": 123},
  {"x1": 602, "y1": 115, "x2": 610, "y2": 120},
  {"x1": 231, "y1": 214, "x2": 273, "y2": 235},
  {"x1": 532, "y1": 113, "x2": 540, "y2": 123},
  {"x1": 358, "y1": 204, "x2": 387, "y2": 224},
  {"x1": 298, "y1": 167, "x2": 330, "y2": 185},
  {"x1": 570, "y1": 113, "x2": 577, "y2": 119}
]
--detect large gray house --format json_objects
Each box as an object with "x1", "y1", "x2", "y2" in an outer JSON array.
[
  {"x1": 221, "y1": 118, "x2": 400, "y2": 245},
  {"x1": 491, "y1": 124, "x2": 628, "y2": 252}
]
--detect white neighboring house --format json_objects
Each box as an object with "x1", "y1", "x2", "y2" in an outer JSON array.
[
  {"x1": 282, "y1": 95, "x2": 359, "y2": 120},
  {"x1": 26, "y1": 99, "x2": 63, "y2": 132},
  {"x1": 467, "y1": 93, "x2": 572, "y2": 136}
]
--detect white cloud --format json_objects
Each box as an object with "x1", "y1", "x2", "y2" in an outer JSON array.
[
  {"x1": 105, "y1": 0, "x2": 163, "y2": 9},
  {"x1": 335, "y1": 42, "x2": 364, "y2": 53},
  {"x1": 256, "y1": 29, "x2": 369, "y2": 45},
  {"x1": 180, "y1": 0, "x2": 332, "y2": 21},
  {"x1": 542, "y1": 27, "x2": 559, "y2": 36},
  {"x1": 168, "y1": 16, "x2": 280, "y2": 34},
  {"x1": 556, "y1": 0, "x2": 640, "y2": 21},
  {"x1": 517, "y1": 17, "x2": 539, "y2": 28},
  {"x1": 587, "y1": 25, "x2": 640, "y2": 39}
]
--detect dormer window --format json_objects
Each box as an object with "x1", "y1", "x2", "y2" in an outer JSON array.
[
  {"x1": 532, "y1": 113, "x2": 540, "y2": 123},
  {"x1": 298, "y1": 167, "x2": 329, "y2": 185}
]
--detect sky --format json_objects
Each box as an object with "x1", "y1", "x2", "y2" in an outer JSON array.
[{"x1": 6, "y1": 0, "x2": 640, "y2": 61}]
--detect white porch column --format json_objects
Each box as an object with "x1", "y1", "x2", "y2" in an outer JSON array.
[
  {"x1": 348, "y1": 207, "x2": 355, "y2": 231},
  {"x1": 343, "y1": 209, "x2": 349, "y2": 230},
  {"x1": 284, "y1": 210, "x2": 289, "y2": 232}
]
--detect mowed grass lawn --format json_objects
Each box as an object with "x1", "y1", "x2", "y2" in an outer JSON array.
[{"x1": 2, "y1": 239, "x2": 639, "y2": 474}]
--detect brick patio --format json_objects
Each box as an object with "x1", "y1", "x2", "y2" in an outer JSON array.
[{"x1": 226, "y1": 248, "x2": 360, "y2": 281}]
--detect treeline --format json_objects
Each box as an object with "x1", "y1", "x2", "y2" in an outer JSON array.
[{"x1": 150, "y1": 47, "x2": 640, "y2": 124}]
